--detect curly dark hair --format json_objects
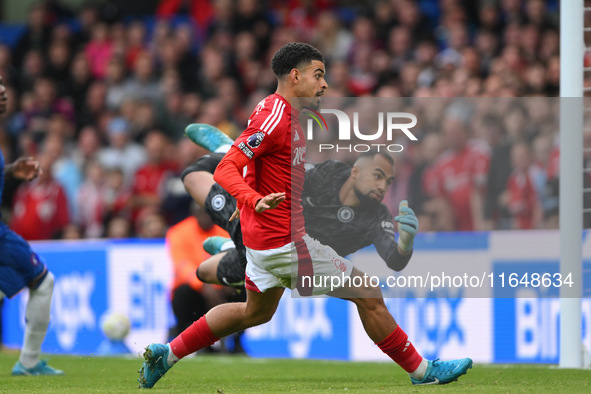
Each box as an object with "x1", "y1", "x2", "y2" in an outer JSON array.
[{"x1": 271, "y1": 43, "x2": 325, "y2": 78}]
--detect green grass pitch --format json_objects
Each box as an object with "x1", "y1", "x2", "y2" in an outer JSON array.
[{"x1": 1, "y1": 352, "x2": 590, "y2": 393}]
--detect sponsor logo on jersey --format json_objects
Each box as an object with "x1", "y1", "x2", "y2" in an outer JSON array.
[
  {"x1": 382, "y1": 221, "x2": 395, "y2": 230},
  {"x1": 337, "y1": 207, "x2": 354, "y2": 223},
  {"x1": 247, "y1": 132, "x2": 265, "y2": 148},
  {"x1": 211, "y1": 194, "x2": 226, "y2": 211},
  {"x1": 293, "y1": 129, "x2": 300, "y2": 141},
  {"x1": 382, "y1": 220, "x2": 396, "y2": 236},
  {"x1": 238, "y1": 142, "x2": 254, "y2": 159}
]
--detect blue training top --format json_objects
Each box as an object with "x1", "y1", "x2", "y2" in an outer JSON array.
[{"x1": 0, "y1": 149, "x2": 7, "y2": 237}]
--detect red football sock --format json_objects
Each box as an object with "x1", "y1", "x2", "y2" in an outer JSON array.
[
  {"x1": 169, "y1": 316, "x2": 219, "y2": 359},
  {"x1": 376, "y1": 326, "x2": 423, "y2": 373}
]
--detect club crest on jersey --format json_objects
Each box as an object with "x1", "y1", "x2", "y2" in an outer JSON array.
[
  {"x1": 211, "y1": 194, "x2": 226, "y2": 211},
  {"x1": 31, "y1": 253, "x2": 40, "y2": 266},
  {"x1": 247, "y1": 132, "x2": 265, "y2": 148},
  {"x1": 337, "y1": 207, "x2": 354, "y2": 223}
]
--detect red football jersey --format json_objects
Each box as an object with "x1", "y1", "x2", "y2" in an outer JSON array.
[
  {"x1": 506, "y1": 170, "x2": 537, "y2": 229},
  {"x1": 224, "y1": 93, "x2": 306, "y2": 250},
  {"x1": 429, "y1": 142, "x2": 490, "y2": 231}
]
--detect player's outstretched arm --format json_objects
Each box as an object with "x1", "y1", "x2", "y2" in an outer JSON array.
[
  {"x1": 214, "y1": 148, "x2": 265, "y2": 210},
  {"x1": 4, "y1": 157, "x2": 41, "y2": 181}
]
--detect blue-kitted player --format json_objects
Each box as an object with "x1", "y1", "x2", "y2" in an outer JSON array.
[{"x1": 0, "y1": 74, "x2": 63, "y2": 376}]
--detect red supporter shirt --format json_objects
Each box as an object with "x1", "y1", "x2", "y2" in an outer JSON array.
[
  {"x1": 131, "y1": 161, "x2": 177, "y2": 219},
  {"x1": 132, "y1": 162, "x2": 177, "y2": 196},
  {"x1": 429, "y1": 142, "x2": 490, "y2": 231},
  {"x1": 547, "y1": 146, "x2": 559, "y2": 180},
  {"x1": 506, "y1": 170, "x2": 537, "y2": 229},
  {"x1": 214, "y1": 93, "x2": 306, "y2": 250},
  {"x1": 11, "y1": 179, "x2": 70, "y2": 240}
]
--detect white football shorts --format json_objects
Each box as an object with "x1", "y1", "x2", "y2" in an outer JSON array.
[{"x1": 245, "y1": 234, "x2": 353, "y2": 296}]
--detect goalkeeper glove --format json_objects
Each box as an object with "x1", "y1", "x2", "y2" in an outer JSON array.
[{"x1": 394, "y1": 200, "x2": 419, "y2": 252}]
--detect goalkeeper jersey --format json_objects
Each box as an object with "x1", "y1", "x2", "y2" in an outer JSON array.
[{"x1": 302, "y1": 160, "x2": 411, "y2": 271}]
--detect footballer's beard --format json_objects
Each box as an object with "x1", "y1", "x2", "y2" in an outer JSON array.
[
  {"x1": 354, "y1": 186, "x2": 381, "y2": 207},
  {"x1": 301, "y1": 96, "x2": 321, "y2": 111}
]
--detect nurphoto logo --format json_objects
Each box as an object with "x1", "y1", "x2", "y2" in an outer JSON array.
[{"x1": 303, "y1": 108, "x2": 418, "y2": 153}]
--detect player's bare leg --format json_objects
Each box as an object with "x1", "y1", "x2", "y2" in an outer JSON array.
[
  {"x1": 183, "y1": 171, "x2": 216, "y2": 208},
  {"x1": 330, "y1": 268, "x2": 472, "y2": 385},
  {"x1": 196, "y1": 252, "x2": 227, "y2": 285},
  {"x1": 329, "y1": 268, "x2": 396, "y2": 341},
  {"x1": 205, "y1": 287, "x2": 284, "y2": 337},
  {"x1": 139, "y1": 287, "x2": 284, "y2": 388}
]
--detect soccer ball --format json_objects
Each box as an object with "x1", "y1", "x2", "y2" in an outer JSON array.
[{"x1": 101, "y1": 312, "x2": 130, "y2": 341}]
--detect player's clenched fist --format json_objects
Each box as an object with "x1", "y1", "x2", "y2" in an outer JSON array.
[{"x1": 394, "y1": 200, "x2": 419, "y2": 252}]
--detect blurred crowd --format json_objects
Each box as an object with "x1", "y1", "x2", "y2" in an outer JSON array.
[
  {"x1": 0, "y1": 0, "x2": 580, "y2": 240},
  {"x1": 307, "y1": 96, "x2": 562, "y2": 231}
]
